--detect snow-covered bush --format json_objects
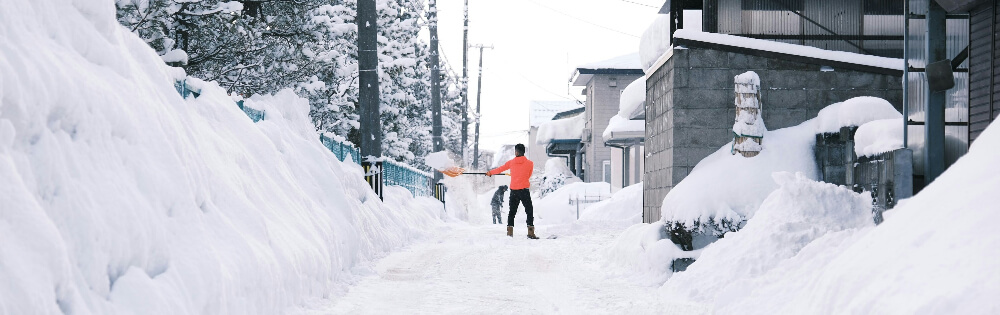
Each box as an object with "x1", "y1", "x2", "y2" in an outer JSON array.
[{"x1": 535, "y1": 157, "x2": 582, "y2": 198}]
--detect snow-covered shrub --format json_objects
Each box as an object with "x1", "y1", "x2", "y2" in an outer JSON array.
[{"x1": 536, "y1": 158, "x2": 581, "y2": 198}]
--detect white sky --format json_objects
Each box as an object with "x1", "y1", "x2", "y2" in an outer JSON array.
[{"x1": 431, "y1": 0, "x2": 664, "y2": 155}]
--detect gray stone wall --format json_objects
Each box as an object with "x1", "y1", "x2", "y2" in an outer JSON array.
[
  {"x1": 642, "y1": 47, "x2": 904, "y2": 223},
  {"x1": 585, "y1": 74, "x2": 642, "y2": 183}
]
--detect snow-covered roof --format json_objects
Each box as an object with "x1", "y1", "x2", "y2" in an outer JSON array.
[
  {"x1": 602, "y1": 115, "x2": 645, "y2": 142},
  {"x1": 854, "y1": 119, "x2": 904, "y2": 157},
  {"x1": 535, "y1": 115, "x2": 586, "y2": 145},
  {"x1": 529, "y1": 100, "x2": 583, "y2": 128},
  {"x1": 815, "y1": 96, "x2": 901, "y2": 134},
  {"x1": 577, "y1": 53, "x2": 642, "y2": 70},
  {"x1": 672, "y1": 30, "x2": 904, "y2": 71},
  {"x1": 571, "y1": 53, "x2": 644, "y2": 86},
  {"x1": 618, "y1": 78, "x2": 646, "y2": 120}
]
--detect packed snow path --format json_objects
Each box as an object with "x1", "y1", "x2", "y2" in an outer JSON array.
[{"x1": 307, "y1": 223, "x2": 707, "y2": 314}]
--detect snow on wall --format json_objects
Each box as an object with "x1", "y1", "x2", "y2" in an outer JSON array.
[
  {"x1": 854, "y1": 119, "x2": 904, "y2": 157},
  {"x1": 639, "y1": 14, "x2": 672, "y2": 72},
  {"x1": 815, "y1": 96, "x2": 901, "y2": 134},
  {"x1": 534, "y1": 115, "x2": 586, "y2": 145},
  {"x1": 673, "y1": 30, "x2": 904, "y2": 71},
  {"x1": 0, "y1": 1, "x2": 443, "y2": 313}
]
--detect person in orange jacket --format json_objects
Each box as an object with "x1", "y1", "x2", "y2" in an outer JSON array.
[{"x1": 487, "y1": 143, "x2": 539, "y2": 239}]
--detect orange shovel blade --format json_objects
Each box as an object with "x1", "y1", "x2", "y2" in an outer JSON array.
[{"x1": 439, "y1": 167, "x2": 466, "y2": 177}]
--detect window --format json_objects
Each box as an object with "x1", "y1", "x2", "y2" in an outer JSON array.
[{"x1": 603, "y1": 160, "x2": 612, "y2": 183}]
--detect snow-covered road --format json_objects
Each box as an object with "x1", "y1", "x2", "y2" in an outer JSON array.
[{"x1": 304, "y1": 223, "x2": 708, "y2": 314}]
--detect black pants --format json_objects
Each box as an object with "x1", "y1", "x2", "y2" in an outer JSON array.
[{"x1": 508, "y1": 189, "x2": 533, "y2": 227}]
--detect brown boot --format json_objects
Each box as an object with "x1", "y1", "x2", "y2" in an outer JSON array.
[
  {"x1": 527, "y1": 226, "x2": 539, "y2": 239},
  {"x1": 506, "y1": 226, "x2": 513, "y2": 237}
]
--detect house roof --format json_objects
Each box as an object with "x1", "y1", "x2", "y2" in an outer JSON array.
[
  {"x1": 551, "y1": 107, "x2": 585, "y2": 120},
  {"x1": 570, "y1": 53, "x2": 644, "y2": 86},
  {"x1": 529, "y1": 101, "x2": 583, "y2": 128}
]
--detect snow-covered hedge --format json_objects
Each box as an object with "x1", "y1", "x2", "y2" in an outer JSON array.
[{"x1": 0, "y1": 2, "x2": 443, "y2": 313}]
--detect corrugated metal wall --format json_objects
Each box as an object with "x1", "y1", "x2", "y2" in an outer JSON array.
[
  {"x1": 968, "y1": 1, "x2": 994, "y2": 142},
  {"x1": 713, "y1": 0, "x2": 905, "y2": 58}
]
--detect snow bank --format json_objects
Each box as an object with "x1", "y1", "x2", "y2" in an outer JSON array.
[
  {"x1": 660, "y1": 120, "x2": 818, "y2": 228},
  {"x1": 533, "y1": 182, "x2": 611, "y2": 225},
  {"x1": 673, "y1": 30, "x2": 904, "y2": 71},
  {"x1": 581, "y1": 182, "x2": 644, "y2": 224},
  {"x1": 815, "y1": 96, "x2": 901, "y2": 133},
  {"x1": 854, "y1": 119, "x2": 904, "y2": 157},
  {"x1": 603, "y1": 222, "x2": 694, "y2": 286},
  {"x1": 536, "y1": 157, "x2": 582, "y2": 197},
  {"x1": 0, "y1": 2, "x2": 443, "y2": 313},
  {"x1": 709, "y1": 119, "x2": 1000, "y2": 314},
  {"x1": 661, "y1": 172, "x2": 873, "y2": 305},
  {"x1": 534, "y1": 115, "x2": 586, "y2": 145}
]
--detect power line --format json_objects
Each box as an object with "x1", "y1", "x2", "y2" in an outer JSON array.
[{"x1": 522, "y1": 0, "x2": 640, "y2": 38}]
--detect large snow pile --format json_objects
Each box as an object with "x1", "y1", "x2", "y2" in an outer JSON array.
[
  {"x1": 660, "y1": 119, "x2": 818, "y2": 230},
  {"x1": 660, "y1": 172, "x2": 873, "y2": 304},
  {"x1": 815, "y1": 96, "x2": 901, "y2": 133},
  {"x1": 666, "y1": 120, "x2": 1000, "y2": 314},
  {"x1": 534, "y1": 115, "x2": 586, "y2": 145},
  {"x1": 673, "y1": 30, "x2": 903, "y2": 71},
  {"x1": 854, "y1": 118, "x2": 904, "y2": 157},
  {"x1": 0, "y1": 2, "x2": 443, "y2": 313},
  {"x1": 580, "y1": 182, "x2": 644, "y2": 224},
  {"x1": 533, "y1": 182, "x2": 611, "y2": 225}
]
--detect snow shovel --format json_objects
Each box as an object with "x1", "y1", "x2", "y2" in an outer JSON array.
[{"x1": 437, "y1": 167, "x2": 508, "y2": 177}]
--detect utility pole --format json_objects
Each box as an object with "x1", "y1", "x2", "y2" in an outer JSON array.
[
  {"x1": 924, "y1": 0, "x2": 946, "y2": 184},
  {"x1": 429, "y1": 0, "x2": 443, "y2": 183},
  {"x1": 357, "y1": 0, "x2": 382, "y2": 199},
  {"x1": 471, "y1": 44, "x2": 493, "y2": 169},
  {"x1": 461, "y1": 0, "x2": 469, "y2": 166}
]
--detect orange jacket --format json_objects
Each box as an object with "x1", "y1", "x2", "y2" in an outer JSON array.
[{"x1": 488, "y1": 156, "x2": 533, "y2": 190}]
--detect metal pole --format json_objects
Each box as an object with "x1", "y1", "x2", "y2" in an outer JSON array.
[
  {"x1": 925, "y1": 1, "x2": 947, "y2": 183},
  {"x1": 429, "y1": 0, "x2": 443, "y2": 183},
  {"x1": 472, "y1": 44, "x2": 493, "y2": 169},
  {"x1": 358, "y1": 0, "x2": 382, "y2": 199},
  {"x1": 903, "y1": 0, "x2": 909, "y2": 149},
  {"x1": 461, "y1": 0, "x2": 469, "y2": 166}
]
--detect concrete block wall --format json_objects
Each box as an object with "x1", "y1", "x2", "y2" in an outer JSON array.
[{"x1": 642, "y1": 47, "x2": 904, "y2": 223}]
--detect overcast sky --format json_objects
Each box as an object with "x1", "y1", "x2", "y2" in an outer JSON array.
[{"x1": 430, "y1": 0, "x2": 664, "y2": 157}]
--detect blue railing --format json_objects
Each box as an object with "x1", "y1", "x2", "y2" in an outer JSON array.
[
  {"x1": 319, "y1": 134, "x2": 433, "y2": 197},
  {"x1": 175, "y1": 80, "x2": 431, "y2": 198}
]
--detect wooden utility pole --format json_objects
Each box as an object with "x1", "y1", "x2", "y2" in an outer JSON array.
[
  {"x1": 461, "y1": 0, "x2": 469, "y2": 166},
  {"x1": 357, "y1": 0, "x2": 382, "y2": 198},
  {"x1": 429, "y1": 0, "x2": 443, "y2": 183},
  {"x1": 471, "y1": 44, "x2": 493, "y2": 169}
]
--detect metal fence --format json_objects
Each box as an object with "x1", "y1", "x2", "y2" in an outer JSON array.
[{"x1": 319, "y1": 134, "x2": 433, "y2": 197}]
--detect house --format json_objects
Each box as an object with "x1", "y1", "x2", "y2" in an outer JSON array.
[
  {"x1": 527, "y1": 100, "x2": 583, "y2": 173},
  {"x1": 638, "y1": 0, "x2": 998, "y2": 224},
  {"x1": 569, "y1": 53, "x2": 645, "y2": 183},
  {"x1": 603, "y1": 77, "x2": 646, "y2": 193},
  {"x1": 535, "y1": 107, "x2": 587, "y2": 178}
]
